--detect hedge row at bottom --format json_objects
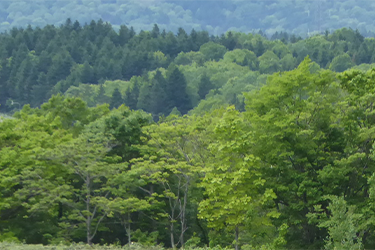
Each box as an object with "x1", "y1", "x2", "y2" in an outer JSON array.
[{"x1": 0, "y1": 242, "x2": 165, "y2": 250}]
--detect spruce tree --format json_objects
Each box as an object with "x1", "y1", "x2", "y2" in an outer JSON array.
[
  {"x1": 137, "y1": 81, "x2": 152, "y2": 113},
  {"x1": 124, "y1": 81, "x2": 139, "y2": 110},
  {"x1": 198, "y1": 73, "x2": 214, "y2": 99},
  {"x1": 81, "y1": 61, "x2": 93, "y2": 83},
  {"x1": 165, "y1": 65, "x2": 191, "y2": 114},
  {"x1": 149, "y1": 70, "x2": 168, "y2": 115},
  {"x1": 96, "y1": 84, "x2": 108, "y2": 105},
  {"x1": 110, "y1": 88, "x2": 123, "y2": 109}
]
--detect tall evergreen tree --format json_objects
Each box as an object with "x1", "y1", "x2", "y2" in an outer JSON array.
[
  {"x1": 151, "y1": 24, "x2": 160, "y2": 39},
  {"x1": 149, "y1": 70, "x2": 168, "y2": 116},
  {"x1": 198, "y1": 73, "x2": 214, "y2": 100},
  {"x1": 81, "y1": 61, "x2": 94, "y2": 83},
  {"x1": 124, "y1": 80, "x2": 140, "y2": 110},
  {"x1": 165, "y1": 64, "x2": 191, "y2": 114},
  {"x1": 137, "y1": 80, "x2": 152, "y2": 113},
  {"x1": 96, "y1": 84, "x2": 109, "y2": 105},
  {"x1": 110, "y1": 88, "x2": 123, "y2": 109}
]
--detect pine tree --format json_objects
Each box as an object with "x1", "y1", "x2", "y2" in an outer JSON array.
[
  {"x1": 96, "y1": 84, "x2": 109, "y2": 105},
  {"x1": 81, "y1": 61, "x2": 93, "y2": 83},
  {"x1": 110, "y1": 88, "x2": 123, "y2": 109},
  {"x1": 137, "y1": 79, "x2": 152, "y2": 112},
  {"x1": 151, "y1": 24, "x2": 160, "y2": 39},
  {"x1": 165, "y1": 65, "x2": 191, "y2": 114},
  {"x1": 149, "y1": 70, "x2": 168, "y2": 115},
  {"x1": 124, "y1": 81, "x2": 139, "y2": 110},
  {"x1": 198, "y1": 73, "x2": 214, "y2": 99},
  {"x1": 31, "y1": 72, "x2": 49, "y2": 107}
]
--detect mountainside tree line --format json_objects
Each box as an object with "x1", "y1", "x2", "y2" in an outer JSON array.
[
  {"x1": 2, "y1": 19, "x2": 375, "y2": 119},
  {"x1": 4, "y1": 21, "x2": 375, "y2": 249},
  {"x1": 2, "y1": 0, "x2": 375, "y2": 36},
  {"x1": 3, "y1": 58, "x2": 375, "y2": 249}
]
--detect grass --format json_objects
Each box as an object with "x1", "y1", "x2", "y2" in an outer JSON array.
[{"x1": 0, "y1": 242, "x2": 166, "y2": 250}]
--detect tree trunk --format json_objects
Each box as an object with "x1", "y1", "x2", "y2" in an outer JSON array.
[
  {"x1": 86, "y1": 175, "x2": 92, "y2": 245},
  {"x1": 171, "y1": 221, "x2": 175, "y2": 249},
  {"x1": 87, "y1": 219, "x2": 92, "y2": 245},
  {"x1": 234, "y1": 226, "x2": 239, "y2": 250},
  {"x1": 179, "y1": 180, "x2": 189, "y2": 248},
  {"x1": 150, "y1": 185, "x2": 158, "y2": 245},
  {"x1": 126, "y1": 213, "x2": 131, "y2": 249}
]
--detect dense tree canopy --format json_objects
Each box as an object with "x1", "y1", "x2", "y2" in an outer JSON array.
[
  {"x1": 4, "y1": 19, "x2": 375, "y2": 249},
  {"x1": 1, "y1": 0, "x2": 375, "y2": 37},
  {"x1": 2, "y1": 20, "x2": 375, "y2": 121}
]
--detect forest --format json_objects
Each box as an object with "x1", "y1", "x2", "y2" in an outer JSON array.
[
  {"x1": 2, "y1": 18, "x2": 375, "y2": 250},
  {"x1": 2, "y1": 0, "x2": 375, "y2": 37}
]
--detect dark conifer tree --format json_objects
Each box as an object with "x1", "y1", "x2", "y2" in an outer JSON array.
[
  {"x1": 198, "y1": 73, "x2": 214, "y2": 99},
  {"x1": 151, "y1": 24, "x2": 160, "y2": 39},
  {"x1": 31, "y1": 72, "x2": 49, "y2": 107},
  {"x1": 124, "y1": 80, "x2": 139, "y2": 110},
  {"x1": 81, "y1": 61, "x2": 94, "y2": 83},
  {"x1": 149, "y1": 70, "x2": 168, "y2": 115},
  {"x1": 137, "y1": 81, "x2": 152, "y2": 113},
  {"x1": 254, "y1": 38, "x2": 265, "y2": 56},
  {"x1": 96, "y1": 84, "x2": 109, "y2": 105},
  {"x1": 110, "y1": 88, "x2": 123, "y2": 109},
  {"x1": 165, "y1": 64, "x2": 191, "y2": 114}
]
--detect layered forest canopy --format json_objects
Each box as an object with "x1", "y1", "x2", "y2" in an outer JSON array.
[
  {"x1": 0, "y1": 19, "x2": 374, "y2": 119},
  {"x1": 2, "y1": 56, "x2": 375, "y2": 250},
  {"x1": 3, "y1": 18, "x2": 375, "y2": 250},
  {"x1": 1, "y1": 0, "x2": 375, "y2": 36}
]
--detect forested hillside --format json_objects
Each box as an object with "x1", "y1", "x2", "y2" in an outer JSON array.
[
  {"x1": 2, "y1": 0, "x2": 375, "y2": 36},
  {"x1": 3, "y1": 57, "x2": 375, "y2": 250},
  {"x1": 1, "y1": 19, "x2": 374, "y2": 119},
  {"x1": 4, "y1": 19, "x2": 375, "y2": 250}
]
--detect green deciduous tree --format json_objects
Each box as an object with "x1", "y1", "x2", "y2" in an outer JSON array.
[
  {"x1": 198, "y1": 107, "x2": 276, "y2": 250},
  {"x1": 199, "y1": 42, "x2": 227, "y2": 62},
  {"x1": 329, "y1": 53, "x2": 354, "y2": 72},
  {"x1": 244, "y1": 57, "x2": 343, "y2": 248}
]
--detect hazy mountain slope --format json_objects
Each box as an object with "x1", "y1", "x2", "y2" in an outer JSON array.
[{"x1": 1, "y1": 0, "x2": 375, "y2": 36}]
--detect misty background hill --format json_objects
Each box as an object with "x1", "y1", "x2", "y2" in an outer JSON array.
[{"x1": 1, "y1": 0, "x2": 375, "y2": 36}]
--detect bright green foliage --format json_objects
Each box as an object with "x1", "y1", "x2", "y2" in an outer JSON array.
[
  {"x1": 131, "y1": 115, "x2": 210, "y2": 248},
  {"x1": 38, "y1": 95, "x2": 110, "y2": 136},
  {"x1": 223, "y1": 49, "x2": 258, "y2": 70},
  {"x1": 199, "y1": 42, "x2": 227, "y2": 62},
  {"x1": 198, "y1": 107, "x2": 276, "y2": 250},
  {"x1": 29, "y1": 136, "x2": 120, "y2": 245},
  {"x1": 6, "y1": 21, "x2": 375, "y2": 249},
  {"x1": 84, "y1": 105, "x2": 152, "y2": 162},
  {"x1": 0, "y1": 107, "x2": 71, "y2": 244},
  {"x1": 313, "y1": 196, "x2": 363, "y2": 250},
  {"x1": 244, "y1": 57, "x2": 343, "y2": 248},
  {"x1": 174, "y1": 52, "x2": 205, "y2": 66},
  {"x1": 258, "y1": 50, "x2": 280, "y2": 74}
]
